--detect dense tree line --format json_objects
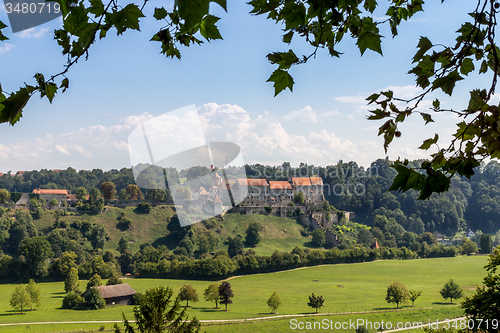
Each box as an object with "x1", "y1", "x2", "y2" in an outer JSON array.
[{"x1": 2, "y1": 159, "x2": 500, "y2": 235}]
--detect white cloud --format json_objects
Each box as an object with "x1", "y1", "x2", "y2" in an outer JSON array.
[
  {"x1": 198, "y1": 103, "x2": 359, "y2": 166},
  {"x1": 0, "y1": 103, "x2": 434, "y2": 172},
  {"x1": 55, "y1": 145, "x2": 69, "y2": 155},
  {"x1": 282, "y1": 106, "x2": 339, "y2": 123},
  {"x1": 17, "y1": 27, "x2": 50, "y2": 38},
  {"x1": 0, "y1": 43, "x2": 15, "y2": 55}
]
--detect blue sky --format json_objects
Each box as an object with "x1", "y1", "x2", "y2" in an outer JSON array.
[{"x1": 0, "y1": 0, "x2": 488, "y2": 173}]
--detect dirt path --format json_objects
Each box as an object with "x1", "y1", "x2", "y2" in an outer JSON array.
[{"x1": 0, "y1": 308, "x2": 463, "y2": 327}]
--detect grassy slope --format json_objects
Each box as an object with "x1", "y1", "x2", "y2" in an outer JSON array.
[
  {"x1": 0, "y1": 256, "x2": 488, "y2": 332},
  {"x1": 33, "y1": 207, "x2": 311, "y2": 256}
]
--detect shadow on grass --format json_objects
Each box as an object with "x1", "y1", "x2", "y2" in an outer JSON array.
[
  {"x1": 432, "y1": 302, "x2": 455, "y2": 305},
  {"x1": 0, "y1": 310, "x2": 27, "y2": 316},
  {"x1": 51, "y1": 292, "x2": 66, "y2": 299},
  {"x1": 372, "y1": 306, "x2": 412, "y2": 311},
  {"x1": 199, "y1": 308, "x2": 224, "y2": 313}
]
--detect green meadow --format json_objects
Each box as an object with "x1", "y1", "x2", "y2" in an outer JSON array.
[{"x1": 0, "y1": 256, "x2": 488, "y2": 333}]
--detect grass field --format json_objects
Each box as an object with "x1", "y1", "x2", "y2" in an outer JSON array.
[{"x1": 0, "y1": 256, "x2": 489, "y2": 333}]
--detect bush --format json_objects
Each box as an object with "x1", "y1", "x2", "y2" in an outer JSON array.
[
  {"x1": 62, "y1": 291, "x2": 84, "y2": 309},
  {"x1": 86, "y1": 287, "x2": 106, "y2": 310},
  {"x1": 136, "y1": 201, "x2": 151, "y2": 214},
  {"x1": 133, "y1": 292, "x2": 143, "y2": 305},
  {"x1": 311, "y1": 229, "x2": 326, "y2": 247}
]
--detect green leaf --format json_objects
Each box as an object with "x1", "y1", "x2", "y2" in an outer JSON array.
[
  {"x1": 0, "y1": 20, "x2": 8, "y2": 41},
  {"x1": 432, "y1": 99, "x2": 440, "y2": 109},
  {"x1": 115, "y1": 4, "x2": 145, "y2": 34},
  {"x1": 419, "y1": 134, "x2": 439, "y2": 150},
  {"x1": 479, "y1": 60, "x2": 488, "y2": 74},
  {"x1": 366, "y1": 93, "x2": 380, "y2": 104},
  {"x1": 460, "y1": 58, "x2": 474, "y2": 75},
  {"x1": 363, "y1": 0, "x2": 377, "y2": 13},
  {"x1": 282, "y1": 31, "x2": 293, "y2": 44},
  {"x1": 421, "y1": 113, "x2": 434, "y2": 124},
  {"x1": 267, "y1": 69, "x2": 294, "y2": 96},
  {"x1": 63, "y1": 6, "x2": 89, "y2": 36},
  {"x1": 199, "y1": 15, "x2": 222, "y2": 41},
  {"x1": 412, "y1": 36, "x2": 432, "y2": 63},
  {"x1": 0, "y1": 87, "x2": 32, "y2": 125},
  {"x1": 467, "y1": 89, "x2": 486, "y2": 111},
  {"x1": 266, "y1": 50, "x2": 298, "y2": 70},
  {"x1": 154, "y1": 7, "x2": 168, "y2": 20},
  {"x1": 356, "y1": 18, "x2": 383, "y2": 56},
  {"x1": 175, "y1": 0, "x2": 227, "y2": 30},
  {"x1": 60, "y1": 78, "x2": 69, "y2": 93},
  {"x1": 88, "y1": 0, "x2": 105, "y2": 16},
  {"x1": 431, "y1": 70, "x2": 463, "y2": 96},
  {"x1": 46, "y1": 83, "x2": 57, "y2": 103},
  {"x1": 282, "y1": 2, "x2": 306, "y2": 30}
]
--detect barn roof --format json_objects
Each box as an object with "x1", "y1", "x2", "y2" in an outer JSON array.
[{"x1": 88, "y1": 284, "x2": 136, "y2": 299}]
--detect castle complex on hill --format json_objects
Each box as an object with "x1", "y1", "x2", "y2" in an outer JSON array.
[{"x1": 189, "y1": 171, "x2": 324, "y2": 214}]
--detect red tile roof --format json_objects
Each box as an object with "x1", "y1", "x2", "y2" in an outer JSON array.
[
  {"x1": 212, "y1": 172, "x2": 221, "y2": 178},
  {"x1": 269, "y1": 181, "x2": 292, "y2": 190},
  {"x1": 291, "y1": 177, "x2": 311, "y2": 186},
  {"x1": 309, "y1": 177, "x2": 323, "y2": 186},
  {"x1": 193, "y1": 186, "x2": 209, "y2": 195},
  {"x1": 33, "y1": 189, "x2": 68, "y2": 195},
  {"x1": 246, "y1": 179, "x2": 269, "y2": 187},
  {"x1": 214, "y1": 194, "x2": 222, "y2": 203}
]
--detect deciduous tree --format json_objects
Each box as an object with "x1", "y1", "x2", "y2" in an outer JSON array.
[
  {"x1": 409, "y1": 290, "x2": 422, "y2": 307},
  {"x1": 178, "y1": 284, "x2": 199, "y2": 307},
  {"x1": 106, "y1": 273, "x2": 123, "y2": 286},
  {"x1": 307, "y1": 293, "x2": 324, "y2": 313},
  {"x1": 87, "y1": 273, "x2": 102, "y2": 290},
  {"x1": 203, "y1": 283, "x2": 219, "y2": 309},
  {"x1": 0, "y1": 189, "x2": 10, "y2": 203},
  {"x1": 126, "y1": 184, "x2": 143, "y2": 200},
  {"x1": 76, "y1": 187, "x2": 88, "y2": 200},
  {"x1": 245, "y1": 222, "x2": 261, "y2": 247},
  {"x1": 18, "y1": 236, "x2": 53, "y2": 279},
  {"x1": 86, "y1": 287, "x2": 105, "y2": 310},
  {"x1": 64, "y1": 267, "x2": 80, "y2": 293},
  {"x1": 100, "y1": 182, "x2": 117, "y2": 200},
  {"x1": 386, "y1": 281, "x2": 409, "y2": 309},
  {"x1": 219, "y1": 281, "x2": 234, "y2": 311},
  {"x1": 26, "y1": 279, "x2": 41, "y2": 311},
  {"x1": 440, "y1": 279, "x2": 463, "y2": 304},
  {"x1": 10, "y1": 285, "x2": 31, "y2": 314},
  {"x1": 267, "y1": 291, "x2": 282, "y2": 314}
]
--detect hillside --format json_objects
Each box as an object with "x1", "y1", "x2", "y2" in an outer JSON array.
[{"x1": 33, "y1": 206, "x2": 314, "y2": 256}]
